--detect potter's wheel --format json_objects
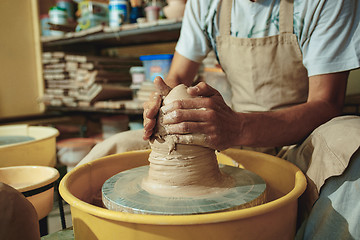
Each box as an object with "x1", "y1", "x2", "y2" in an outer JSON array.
[
  {"x1": 102, "y1": 164, "x2": 267, "y2": 215},
  {"x1": 102, "y1": 84, "x2": 267, "y2": 215}
]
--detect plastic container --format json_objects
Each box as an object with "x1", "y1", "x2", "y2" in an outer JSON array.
[
  {"x1": 0, "y1": 125, "x2": 59, "y2": 167},
  {"x1": 59, "y1": 149, "x2": 307, "y2": 240},
  {"x1": 163, "y1": 0, "x2": 186, "y2": 19},
  {"x1": 56, "y1": 0, "x2": 75, "y2": 22},
  {"x1": 49, "y1": 6, "x2": 68, "y2": 36},
  {"x1": 0, "y1": 166, "x2": 60, "y2": 220},
  {"x1": 57, "y1": 138, "x2": 99, "y2": 172},
  {"x1": 145, "y1": 5, "x2": 160, "y2": 22},
  {"x1": 40, "y1": 14, "x2": 51, "y2": 36},
  {"x1": 49, "y1": 6, "x2": 68, "y2": 25},
  {"x1": 130, "y1": 6, "x2": 144, "y2": 23},
  {"x1": 130, "y1": 66, "x2": 145, "y2": 84},
  {"x1": 76, "y1": 14, "x2": 108, "y2": 31},
  {"x1": 140, "y1": 54, "x2": 173, "y2": 82},
  {"x1": 109, "y1": 0, "x2": 129, "y2": 27},
  {"x1": 78, "y1": 1, "x2": 108, "y2": 18},
  {"x1": 129, "y1": 66, "x2": 146, "y2": 98}
]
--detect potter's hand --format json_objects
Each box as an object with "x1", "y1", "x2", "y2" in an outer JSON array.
[
  {"x1": 161, "y1": 82, "x2": 240, "y2": 150},
  {"x1": 143, "y1": 76, "x2": 172, "y2": 140}
]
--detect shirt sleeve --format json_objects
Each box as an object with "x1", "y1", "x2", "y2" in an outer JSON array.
[
  {"x1": 300, "y1": 0, "x2": 360, "y2": 76},
  {"x1": 175, "y1": 0, "x2": 212, "y2": 63}
]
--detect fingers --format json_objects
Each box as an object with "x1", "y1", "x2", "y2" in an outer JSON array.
[
  {"x1": 164, "y1": 121, "x2": 212, "y2": 135},
  {"x1": 142, "y1": 77, "x2": 172, "y2": 140},
  {"x1": 160, "y1": 97, "x2": 215, "y2": 114},
  {"x1": 175, "y1": 134, "x2": 212, "y2": 149},
  {"x1": 143, "y1": 113, "x2": 157, "y2": 140},
  {"x1": 143, "y1": 76, "x2": 171, "y2": 120},
  {"x1": 159, "y1": 82, "x2": 222, "y2": 114},
  {"x1": 143, "y1": 92, "x2": 162, "y2": 140},
  {"x1": 187, "y1": 82, "x2": 220, "y2": 97},
  {"x1": 143, "y1": 80, "x2": 224, "y2": 144},
  {"x1": 154, "y1": 76, "x2": 171, "y2": 96},
  {"x1": 162, "y1": 108, "x2": 211, "y2": 124},
  {"x1": 143, "y1": 92, "x2": 162, "y2": 118},
  {"x1": 175, "y1": 133, "x2": 229, "y2": 151}
]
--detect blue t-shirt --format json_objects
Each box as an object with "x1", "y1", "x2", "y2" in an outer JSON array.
[{"x1": 176, "y1": 0, "x2": 360, "y2": 76}]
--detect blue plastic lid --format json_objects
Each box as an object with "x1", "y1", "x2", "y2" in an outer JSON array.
[{"x1": 139, "y1": 54, "x2": 174, "y2": 61}]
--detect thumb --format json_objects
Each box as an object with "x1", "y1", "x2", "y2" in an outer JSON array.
[
  {"x1": 154, "y1": 76, "x2": 171, "y2": 96},
  {"x1": 187, "y1": 82, "x2": 220, "y2": 97}
]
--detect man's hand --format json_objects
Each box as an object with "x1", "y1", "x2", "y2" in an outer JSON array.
[
  {"x1": 160, "y1": 82, "x2": 241, "y2": 150},
  {"x1": 143, "y1": 76, "x2": 172, "y2": 140}
]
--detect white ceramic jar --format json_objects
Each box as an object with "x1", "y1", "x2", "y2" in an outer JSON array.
[
  {"x1": 109, "y1": 0, "x2": 129, "y2": 27},
  {"x1": 163, "y1": 0, "x2": 186, "y2": 19},
  {"x1": 49, "y1": 6, "x2": 68, "y2": 36}
]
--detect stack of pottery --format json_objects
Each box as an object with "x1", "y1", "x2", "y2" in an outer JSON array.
[{"x1": 163, "y1": 0, "x2": 186, "y2": 19}]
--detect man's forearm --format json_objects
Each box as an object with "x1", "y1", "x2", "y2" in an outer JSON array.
[
  {"x1": 237, "y1": 72, "x2": 349, "y2": 147},
  {"x1": 165, "y1": 51, "x2": 201, "y2": 88},
  {"x1": 237, "y1": 100, "x2": 342, "y2": 147}
]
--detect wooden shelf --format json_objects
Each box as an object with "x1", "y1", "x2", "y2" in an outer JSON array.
[
  {"x1": 42, "y1": 21, "x2": 182, "y2": 51},
  {"x1": 45, "y1": 105, "x2": 143, "y2": 116}
]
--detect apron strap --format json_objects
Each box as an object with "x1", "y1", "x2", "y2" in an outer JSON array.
[
  {"x1": 218, "y1": 0, "x2": 232, "y2": 36},
  {"x1": 279, "y1": 0, "x2": 294, "y2": 34},
  {"x1": 218, "y1": 0, "x2": 294, "y2": 36}
]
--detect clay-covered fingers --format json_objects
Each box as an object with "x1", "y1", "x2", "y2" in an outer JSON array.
[
  {"x1": 143, "y1": 92, "x2": 162, "y2": 140},
  {"x1": 143, "y1": 92, "x2": 162, "y2": 119},
  {"x1": 173, "y1": 133, "x2": 213, "y2": 148},
  {"x1": 173, "y1": 133, "x2": 226, "y2": 151},
  {"x1": 162, "y1": 108, "x2": 210, "y2": 125},
  {"x1": 142, "y1": 77, "x2": 172, "y2": 140},
  {"x1": 161, "y1": 109, "x2": 224, "y2": 150},
  {"x1": 154, "y1": 76, "x2": 171, "y2": 96},
  {"x1": 160, "y1": 97, "x2": 220, "y2": 116},
  {"x1": 187, "y1": 82, "x2": 221, "y2": 97},
  {"x1": 158, "y1": 82, "x2": 240, "y2": 151}
]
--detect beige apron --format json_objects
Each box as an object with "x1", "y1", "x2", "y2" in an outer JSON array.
[
  {"x1": 216, "y1": 0, "x2": 308, "y2": 156},
  {"x1": 215, "y1": 0, "x2": 360, "y2": 206},
  {"x1": 216, "y1": 0, "x2": 308, "y2": 113}
]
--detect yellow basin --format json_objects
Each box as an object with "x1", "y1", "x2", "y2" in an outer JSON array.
[
  {"x1": 60, "y1": 149, "x2": 307, "y2": 240},
  {"x1": 0, "y1": 165, "x2": 60, "y2": 220},
  {"x1": 0, "y1": 125, "x2": 59, "y2": 167}
]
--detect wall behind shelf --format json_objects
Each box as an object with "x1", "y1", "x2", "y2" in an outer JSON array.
[{"x1": 0, "y1": 0, "x2": 45, "y2": 119}]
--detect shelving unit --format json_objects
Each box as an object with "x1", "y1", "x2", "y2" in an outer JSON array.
[
  {"x1": 40, "y1": 20, "x2": 182, "y2": 117},
  {"x1": 26, "y1": 0, "x2": 183, "y2": 129}
]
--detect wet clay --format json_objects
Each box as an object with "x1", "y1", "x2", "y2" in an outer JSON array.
[{"x1": 141, "y1": 84, "x2": 234, "y2": 197}]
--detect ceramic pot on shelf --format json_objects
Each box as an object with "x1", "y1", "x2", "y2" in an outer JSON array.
[{"x1": 163, "y1": 0, "x2": 186, "y2": 19}]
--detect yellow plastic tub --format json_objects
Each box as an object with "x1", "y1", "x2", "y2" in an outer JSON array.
[
  {"x1": 60, "y1": 148, "x2": 306, "y2": 240},
  {"x1": 0, "y1": 125, "x2": 59, "y2": 167},
  {"x1": 0, "y1": 165, "x2": 60, "y2": 220}
]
